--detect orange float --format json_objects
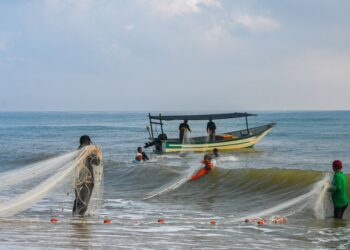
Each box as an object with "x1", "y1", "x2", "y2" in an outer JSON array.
[
  {"x1": 272, "y1": 216, "x2": 287, "y2": 224},
  {"x1": 104, "y1": 219, "x2": 112, "y2": 224},
  {"x1": 50, "y1": 218, "x2": 59, "y2": 223},
  {"x1": 158, "y1": 219, "x2": 165, "y2": 223},
  {"x1": 257, "y1": 219, "x2": 266, "y2": 225}
]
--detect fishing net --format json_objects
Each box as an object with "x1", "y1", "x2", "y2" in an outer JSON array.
[
  {"x1": 0, "y1": 145, "x2": 103, "y2": 217},
  {"x1": 73, "y1": 145, "x2": 104, "y2": 216},
  {"x1": 233, "y1": 173, "x2": 333, "y2": 222}
]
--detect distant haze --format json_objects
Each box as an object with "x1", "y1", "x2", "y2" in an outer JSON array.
[{"x1": 0, "y1": 0, "x2": 349, "y2": 111}]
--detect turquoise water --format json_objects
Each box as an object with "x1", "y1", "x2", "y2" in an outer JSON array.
[{"x1": 0, "y1": 111, "x2": 349, "y2": 249}]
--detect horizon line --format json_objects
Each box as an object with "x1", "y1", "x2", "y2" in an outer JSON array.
[{"x1": 0, "y1": 109, "x2": 350, "y2": 113}]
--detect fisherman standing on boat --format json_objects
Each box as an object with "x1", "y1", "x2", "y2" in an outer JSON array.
[
  {"x1": 328, "y1": 160, "x2": 348, "y2": 219},
  {"x1": 207, "y1": 118, "x2": 216, "y2": 141},
  {"x1": 179, "y1": 120, "x2": 191, "y2": 143}
]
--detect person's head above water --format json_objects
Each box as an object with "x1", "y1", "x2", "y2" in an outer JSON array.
[
  {"x1": 204, "y1": 154, "x2": 213, "y2": 161},
  {"x1": 184, "y1": 119, "x2": 188, "y2": 123},
  {"x1": 79, "y1": 135, "x2": 92, "y2": 147},
  {"x1": 209, "y1": 118, "x2": 212, "y2": 122},
  {"x1": 332, "y1": 160, "x2": 343, "y2": 172},
  {"x1": 137, "y1": 147, "x2": 143, "y2": 153},
  {"x1": 213, "y1": 148, "x2": 218, "y2": 154}
]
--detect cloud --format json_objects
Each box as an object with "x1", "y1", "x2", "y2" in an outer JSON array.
[
  {"x1": 44, "y1": 0, "x2": 94, "y2": 14},
  {"x1": 124, "y1": 24, "x2": 134, "y2": 31},
  {"x1": 235, "y1": 15, "x2": 280, "y2": 32},
  {"x1": 202, "y1": 24, "x2": 229, "y2": 43},
  {"x1": 42, "y1": 0, "x2": 94, "y2": 25},
  {"x1": 0, "y1": 40, "x2": 6, "y2": 51},
  {"x1": 0, "y1": 32, "x2": 15, "y2": 51},
  {"x1": 198, "y1": 13, "x2": 280, "y2": 46},
  {"x1": 141, "y1": 0, "x2": 220, "y2": 17},
  {"x1": 287, "y1": 50, "x2": 350, "y2": 86}
]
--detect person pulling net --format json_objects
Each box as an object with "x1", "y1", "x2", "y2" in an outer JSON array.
[
  {"x1": 191, "y1": 154, "x2": 216, "y2": 180},
  {"x1": 73, "y1": 135, "x2": 103, "y2": 216},
  {"x1": 0, "y1": 135, "x2": 103, "y2": 217}
]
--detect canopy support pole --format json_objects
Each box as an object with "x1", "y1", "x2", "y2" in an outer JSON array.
[
  {"x1": 149, "y1": 113, "x2": 154, "y2": 140},
  {"x1": 159, "y1": 114, "x2": 164, "y2": 135},
  {"x1": 245, "y1": 113, "x2": 250, "y2": 134}
]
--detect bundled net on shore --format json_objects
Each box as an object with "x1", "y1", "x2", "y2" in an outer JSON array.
[{"x1": 0, "y1": 145, "x2": 103, "y2": 217}]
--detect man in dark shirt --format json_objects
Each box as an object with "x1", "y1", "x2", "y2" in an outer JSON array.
[
  {"x1": 179, "y1": 120, "x2": 191, "y2": 143},
  {"x1": 135, "y1": 147, "x2": 149, "y2": 162},
  {"x1": 207, "y1": 119, "x2": 216, "y2": 141}
]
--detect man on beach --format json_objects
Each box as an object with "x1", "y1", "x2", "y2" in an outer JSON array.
[{"x1": 328, "y1": 160, "x2": 348, "y2": 219}]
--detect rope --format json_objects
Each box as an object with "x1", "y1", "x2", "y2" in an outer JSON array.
[{"x1": 274, "y1": 126, "x2": 300, "y2": 144}]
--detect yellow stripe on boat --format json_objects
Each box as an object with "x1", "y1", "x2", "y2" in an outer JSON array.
[{"x1": 164, "y1": 128, "x2": 273, "y2": 153}]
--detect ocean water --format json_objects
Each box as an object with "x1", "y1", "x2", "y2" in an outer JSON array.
[{"x1": 0, "y1": 111, "x2": 349, "y2": 249}]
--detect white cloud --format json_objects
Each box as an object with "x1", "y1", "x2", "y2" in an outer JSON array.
[
  {"x1": 202, "y1": 24, "x2": 228, "y2": 43},
  {"x1": 0, "y1": 32, "x2": 14, "y2": 51},
  {"x1": 235, "y1": 15, "x2": 280, "y2": 32},
  {"x1": 288, "y1": 50, "x2": 350, "y2": 86},
  {"x1": 199, "y1": 13, "x2": 280, "y2": 46},
  {"x1": 124, "y1": 24, "x2": 134, "y2": 31},
  {"x1": 0, "y1": 40, "x2": 6, "y2": 51},
  {"x1": 141, "y1": 0, "x2": 221, "y2": 17},
  {"x1": 43, "y1": 0, "x2": 94, "y2": 24}
]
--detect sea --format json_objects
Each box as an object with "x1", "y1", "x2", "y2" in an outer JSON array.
[{"x1": 0, "y1": 111, "x2": 349, "y2": 249}]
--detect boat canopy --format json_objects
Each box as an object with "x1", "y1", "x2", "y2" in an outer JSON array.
[{"x1": 149, "y1": 112, "x2": 257, "y2": 121}]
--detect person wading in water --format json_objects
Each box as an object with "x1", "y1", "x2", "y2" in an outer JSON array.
[
  {"x1": 191, "y1": 154, "x2": 216, "y2": 180},
  {"x1": 135, "y1": 147, "x2": 149, "y2": 162},
  {"x1": 328, "y1": 160, "x2": 348, "y2": 219},
  {"x1": 73, "y1": 135, "x2": 101, "y2": 216}
]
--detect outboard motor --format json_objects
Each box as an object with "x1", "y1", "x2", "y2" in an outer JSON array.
[
  {"x1": 158, "y1": 133, "x2": 167, "y2": 140},
  {"x1": 144, "y1": 141, "x2": 155, "y2": 148},
  {"x1": 154, "y1": 133, "x2": 167, "y2": 151},
  {"x1": 144, "y1": 133, "x2": 167, "y2": 150}
]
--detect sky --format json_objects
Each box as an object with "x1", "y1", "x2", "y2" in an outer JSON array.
[{"x1": 0, "y1": 0, "x2": 349, "y2": 111}]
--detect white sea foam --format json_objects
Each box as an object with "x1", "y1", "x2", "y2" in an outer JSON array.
[
  {"x1": 155, "y1": 155, "x2": 182, "y2": 159},
  {"x1": 219, "y1": 156, "x2": 239, "y2": 162}
]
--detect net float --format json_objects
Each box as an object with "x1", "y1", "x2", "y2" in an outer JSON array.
[
  {"x1": 257, "y1": 219, "x2": 265, "y2": 225},
  {"x1": 50, "y1": 218, "x2": 59, "y2": 223},
  {"x1": 104, "y1": 219, "x2": 112, "y2": 224}
]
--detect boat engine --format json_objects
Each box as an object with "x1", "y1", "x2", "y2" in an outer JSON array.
[{"x1": 144, "y1": 133, "x2": 167, "y2": 149}]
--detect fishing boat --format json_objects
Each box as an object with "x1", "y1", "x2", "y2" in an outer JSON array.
[{"x1": 144, "y1": 112, "x2": 275, "y2": 153}]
